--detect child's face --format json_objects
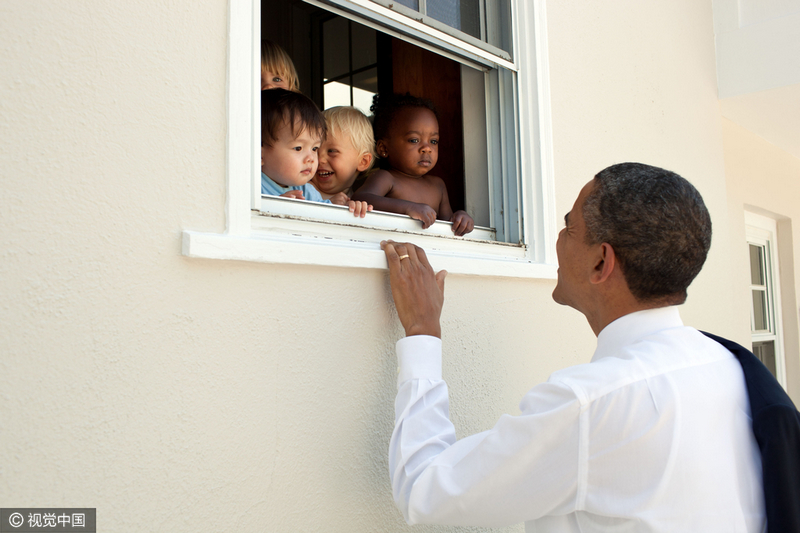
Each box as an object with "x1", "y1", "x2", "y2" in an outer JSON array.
[
  {"x1": 262, "y1": 69, "x2": 290, "y2": 91},
  {"x1": 380, "y1": 107, "x2": 439, "y2": 178},
  {"x1": 261, "y1": 120, "x2": 321, "y2": 187},
  {"x1": 312, "y1": 131, "x2": 372, "y2": 196}
]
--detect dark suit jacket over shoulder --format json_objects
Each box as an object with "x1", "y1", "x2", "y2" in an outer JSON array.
[{"x1": 702, "y1": 332, "x2": 800, "y2": 533}]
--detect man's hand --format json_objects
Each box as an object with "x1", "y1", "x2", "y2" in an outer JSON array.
[{"x1": 381, "y1": 240, "x2": 447, "y2": 338}]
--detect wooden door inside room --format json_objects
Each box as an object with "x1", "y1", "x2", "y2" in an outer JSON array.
[{"x1": 389, "y1": 38, "x2": 466, "y2": 213}]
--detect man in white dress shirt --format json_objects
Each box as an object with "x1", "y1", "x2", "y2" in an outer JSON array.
[{"x1": 380, "y1": 163, "x2": 765, "y2": 532}]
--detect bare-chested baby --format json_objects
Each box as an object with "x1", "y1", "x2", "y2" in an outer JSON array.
[{"x1": 352, "y1": 94, "x2": 474, "y2": 236}]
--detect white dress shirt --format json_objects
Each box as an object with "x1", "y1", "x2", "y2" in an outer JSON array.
[{"x1": 390, "y1": 307, "x2": 765, "y2": 532}]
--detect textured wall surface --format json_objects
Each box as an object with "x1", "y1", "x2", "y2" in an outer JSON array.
[
  {"x1": 0, "y1": 0, "x2": 790, "y2": 531},
  {"x1": 722, "y1": 118, "x2": 800, "y2": 404}
]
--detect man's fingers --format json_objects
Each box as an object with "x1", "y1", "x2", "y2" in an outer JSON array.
[
  {"x1": 381, "y1": 240, "x2": 402, "y2": 268},
  {"x1": 381, "y1": 241, "x2": 444, "y2": 338},
  {"x1": 383, "y1": 240, "x2": 425, "y2": 273},
  {"x1": 435, "y1": 269, "x2": 448, "y2": 294},
  {"x1": 404, "y1": 243, "x2": 422, "y2": 266},
  {"x1": 416, "y1": 246, "x2": 432, "y2": 270}
]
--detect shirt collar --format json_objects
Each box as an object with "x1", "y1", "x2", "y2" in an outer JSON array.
[
  {"x1": 262, "y1": 172, "x2": 292, "y2": 193},
  {"x1": 593, "y1": 306, "x2": 684, "y2": 362}
]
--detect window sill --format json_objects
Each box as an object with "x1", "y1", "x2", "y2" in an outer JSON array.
[
  {"x1": 182, "y1": 199, "x2": 557, "y2": 279},
  {"x1": 258, "y1": 195, "x2": 497, "y2": 239}
]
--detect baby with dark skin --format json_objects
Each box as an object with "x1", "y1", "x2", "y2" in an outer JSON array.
[{"x1": 352, "y1": 94, "x2": 474, "y2": 236}]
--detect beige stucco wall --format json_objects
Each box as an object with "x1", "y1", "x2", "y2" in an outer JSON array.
[
  {"x1": 0, "y1": 1, "x2": 778, "y2": 531},
  {"x1": 722, "y1": 118, "x2": 800, "y2": 404}
]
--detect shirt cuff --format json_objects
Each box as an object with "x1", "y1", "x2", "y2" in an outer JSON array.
[{"x1": 396, "y1": 335, "x2": 442, "y2": 387}]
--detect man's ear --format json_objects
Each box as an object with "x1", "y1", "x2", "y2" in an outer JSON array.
[
  {"x1": 357, "y1": 153, "x2": 373, "y2": 172},
  {"x1": 590, "y1": 243, "x2": 616, "y2": 285}
]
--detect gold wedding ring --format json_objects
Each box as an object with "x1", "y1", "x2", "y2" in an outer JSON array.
[{"x1": 399, "y1": 254, "x2": 410, "y2": 260}]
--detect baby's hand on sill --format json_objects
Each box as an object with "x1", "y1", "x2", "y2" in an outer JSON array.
[
  {"x1": 348, "y1": 200, "x2": 373, "y2": 218},
  {"x1": 450, "y1": 211, "x2": 474, "y2": 236},
  {"x1": 329, "y1": 192, "x2": 350, "y2": 205},
  {"x1": 280, "y1": 190, "x2": 305, "y2": 200},
  {"x1": 405, "y1": 204, "x2": 437, "y2": 229},
  {"x1": 330, "y1": 192, "x2": 372, "y2": 218}
]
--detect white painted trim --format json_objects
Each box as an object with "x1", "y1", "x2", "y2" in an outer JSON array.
[
  {"x1": 314, "y1": 0, "x2": 517, "y2": 71},
  {"x1": 517, "y1": 0, "x2": 557, "y2": 265},
  {"x1": 250, "y1": 0, "x2": 262, "y2": 211},
  {"x1": 259, "y1": 196, "x2": 496, "y2": 241},
  {"x1": 745, "y1": 211, "x2": 787, "y2": 387},
  {"x1": 183, "y1": 230, "x2": 557, "y2": 279},
  {"x1": 226, "y1": 0, "x2": 257, "y2": 236}
]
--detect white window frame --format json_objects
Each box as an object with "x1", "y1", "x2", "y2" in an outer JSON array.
[
  {"x1": 367, "y1": 0, "x2": 513, "y2": 62},
  {"x1": 745, "y1": 211, "x2": 786, "y2": 387},
  {"x1": 182, "y1": 0, "x2": 557, "y2": 279}
]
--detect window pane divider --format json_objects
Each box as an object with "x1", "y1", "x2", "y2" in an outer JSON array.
[{"x1": 309, "y1": 0, "x2": 516, "y2": 70}]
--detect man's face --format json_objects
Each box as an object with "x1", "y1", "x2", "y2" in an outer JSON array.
[
  {"x1": 552, "y1": 180, "x2": 597, "y2": 311},
  {"x1": 261, "y1": 121, "x2": 321, "y2": 187}
]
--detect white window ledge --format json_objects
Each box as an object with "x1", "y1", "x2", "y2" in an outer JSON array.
[
  {"x1": 182, "y1": 200, "x2": 557, "y2": 278},
  {"x1": 258, "y1": 195, "x2": 498, "y2": 240}
]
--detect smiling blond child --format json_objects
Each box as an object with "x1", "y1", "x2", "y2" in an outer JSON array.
[{"x1": 311, "y1": 107, "x2": 376, "y2": 209}]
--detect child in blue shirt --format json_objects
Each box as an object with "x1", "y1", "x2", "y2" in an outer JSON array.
[{"x1": 262, "y1": 89, "x2": 370, "y2": 216}]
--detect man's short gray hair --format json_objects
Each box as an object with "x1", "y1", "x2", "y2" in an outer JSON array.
[{"x1": 583, "y1": 163, "x2": 712, "y2": 304}]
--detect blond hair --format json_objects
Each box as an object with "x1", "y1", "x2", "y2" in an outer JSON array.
[
  {"x1": 323, "y1": 106, "x2": 376, "y2": 171},
  {"x1": 261, "y1": 40, "x2": 300, "y2": 92}
]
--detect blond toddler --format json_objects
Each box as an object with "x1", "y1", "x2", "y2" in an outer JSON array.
[
  {"x1": 312, "y1": 107, "x2": 376, "y2": 211},
  {"x1": 261, "y1": 40, "x2": 300, "y2": 92}
]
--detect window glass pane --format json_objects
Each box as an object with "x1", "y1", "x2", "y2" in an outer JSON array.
[
  {"x1": 753, "y1": 340, "x2": 777, "y2": 377},
  {"x1": 351, "y1": 24, "x2": 377, "y2": 70},
  {"x1": 427, "y1": 0, "x2": 480, "y2": 39},
  {"x1": 458, "y1": 0, "x2": 481, "y2": 39},
  {"x1": 427, "y1": 0, "x2": 462, "y2": 31},
  {"x1": 324, "y1": 80, "x2": 351, "y2": 108},
  {"x1": 352, "y1": 68, "x2": 378, "y2": 115},
  {"x1": 373, "y1": 0, "x2": 511, "y2": 56},
  {"x1": 394, "y1": 0, "x2": 419, "y2": 9},
  {"x1": 485, "y1": 0, "x2": 512, "y2": 53},
  {"x1": 323, "y1": 17, "x2": 350, "y2": 81},
  {"x1": 752, "y1": 289, "x2": 768, "y2": 331},
  {"x1": 749, "y1": 244, "x2": 764, "y2": 286}
]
